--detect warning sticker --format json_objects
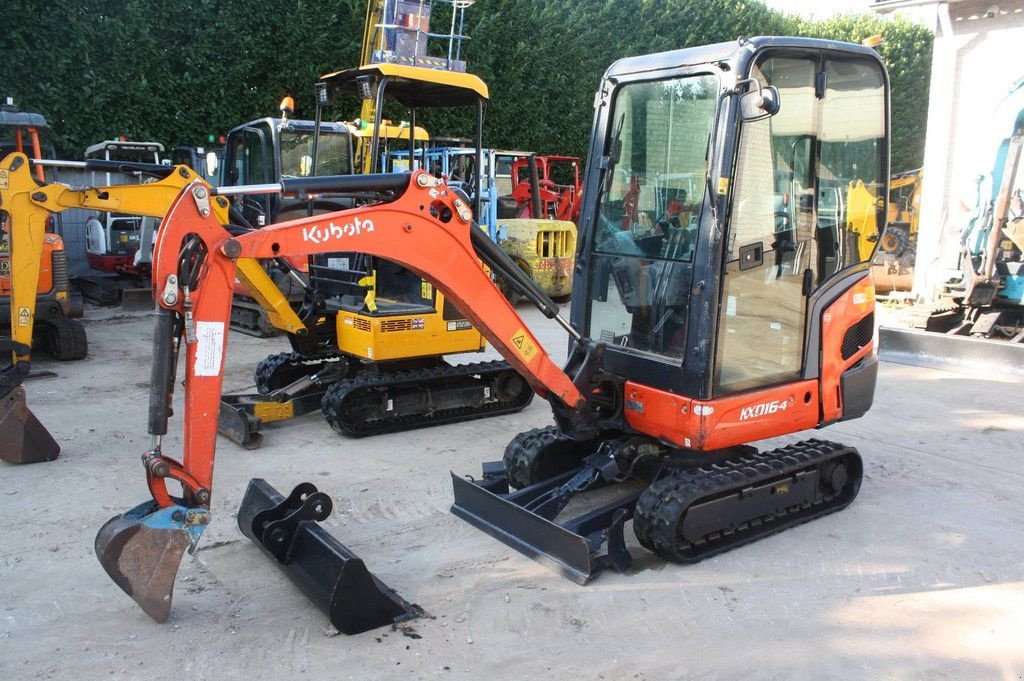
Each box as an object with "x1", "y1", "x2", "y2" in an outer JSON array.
[
  {"x1": 0, "y1": 169, "x2": 8, "y2": 190},
  {"x1": 17, "y1": 307, "x2": 30, "y2": 327},
  {"x1": 717, "y1": 177, "x2": 730, "y2": 195},
  {"x1": 194, "y1": 321, "x2": 225, "y2": 377},
  {"x1": 509, "y1": 327, "x2": 538, "y2": 363}
]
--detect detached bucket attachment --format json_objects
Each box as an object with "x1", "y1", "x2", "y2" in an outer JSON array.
[
  {"x1": 237, "y1": 478, "x2": 421, "y2": 635},
  {"x1": 450, "y1": 464, "x2": 636, "y2": 585},
  {"x1": 0, "y1": 386, "x2": 59, "y2": 464},
  {"x1": 95, "y1": 500, "x2": 209, "y2": 622}
]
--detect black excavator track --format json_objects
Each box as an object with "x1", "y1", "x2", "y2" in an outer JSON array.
[
  {"x1": 230, "y1": 299, "x2": 281, "y2": 338},
  {"x1": 37, "y1": 318, "x2": 88, "y2": 361},
  {"x1": 633, "y1": 438, "x2": 862, "y2": 564},
  {"x1": 451, "y1": 436, "x2": 861, "y2": 583},
  {"x1": 321, "y1": 360, "x2": 534, "y2": 437},
  {"x1": 503, "y1": 425, "x2": 604, "y2": 489},
  {"x1": 255, "y1": 351, "x2": 347, "y2": 395}
]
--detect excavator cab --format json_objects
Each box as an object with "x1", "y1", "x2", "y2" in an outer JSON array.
[
  {"x1": 453, "y1": 38, "x2": 889, "y2": 579},
  {"x1": 95, "y1": 36, "x2": 889, "y2": 634}
]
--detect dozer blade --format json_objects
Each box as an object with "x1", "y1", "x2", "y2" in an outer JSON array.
[
  {"x1": 217, "y1": 399, "x2": 264, "y2": 449},
  {"x1": 217, "y1": 390, "x2": 325, "y2": 449},
  {"x1": 120, "y1": 287, "x2": 155, "y2": 311},
  {"x1": 95, "y1": 500, "x2": 209, "y2": 623},
  {"x1": 450, "y1": 469, "x2": 636, "y2": 585},
  {"x1": 0, "y1": 386, "x2": 59, "y2": 464},
  {"x1": 879, "y1": 326, "x2": 1024, "y2": 378},
  {"x1": 237, "y1": 478, "x2": 421, "y2": 635}
]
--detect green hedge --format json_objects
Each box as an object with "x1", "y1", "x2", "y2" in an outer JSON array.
[{"x1": 0, "y1": 0, "x2": 931, "y2": 172}]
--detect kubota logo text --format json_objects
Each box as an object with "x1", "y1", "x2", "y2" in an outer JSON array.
[
  {"x1": 302, "y1": 217, "x2": 375, "y2": 244},
  {"x1": 739, "y1": 399, "x2": 788, "y2": 420}
]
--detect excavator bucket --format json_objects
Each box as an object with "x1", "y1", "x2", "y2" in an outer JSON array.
[
  {"x1": 0, "y1": 385, "x2": 60, "y2": 464},
  {"x1": 237, "y1": 478, "x2": 422, "y2": 635},
  {"x1": 94, "y1": 500, "x2": 209, "y2": 623}
]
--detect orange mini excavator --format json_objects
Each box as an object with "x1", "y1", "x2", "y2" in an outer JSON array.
[{"x1": 96, "y1": 37, "x2": 888, "y2": 634}]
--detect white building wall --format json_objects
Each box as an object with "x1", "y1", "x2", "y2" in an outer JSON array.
[{"x1": 903, "y1": 0, "x2": 1024, "y2": 298}]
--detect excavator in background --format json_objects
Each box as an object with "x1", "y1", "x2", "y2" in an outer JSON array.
[
  {"x1": 170, "y1": 141, "x2": 224, "y2": 185},
  {"x1": 0, "y1": 152, "x2": 237, "y2": 463},
  {"x1": 880, "y1": 111, "x2": 1024, "y2": 370},
  {"x1": 218, "y1": 97, "x2": 357, "y2": 336},
  {"x1": 215, "y1": 0, "x2": 533, "y2": 447},
  {"x1": 79, "y1": 139, "x2": 166, "y2": 308},
  {"x1": 1, "y1": 99, "x2": 86, "y2": 362},
  {"x1": 216, "y1": 66, "x2": 532, "y2": 448},
  {"x1": 882, "y1": 169, "x2": 921, "y2": 257},
  {"x1": 94, "y1": 37, "x2": 888, "y2": 636}
]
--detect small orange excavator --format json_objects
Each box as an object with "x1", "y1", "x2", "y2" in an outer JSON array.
[{"x1": 95, "y1": 37, "x2": 888, "y2": 634}]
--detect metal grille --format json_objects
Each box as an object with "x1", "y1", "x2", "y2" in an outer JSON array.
[
  {"x1": 352, "y1": 317, "x2": 371, "y2": 332},
  {"x1": 51, "y1": 249, "x2": 69, "y2": 294},
  {"x1": 536, "y1": 230, "x2": 573, "y2": 258},
  {"x1": 380, "y1": 319, "x2": 412, "y2": 333},
  {"x1": 841, "y1": 312, "x2": 874, "y2": 360}
]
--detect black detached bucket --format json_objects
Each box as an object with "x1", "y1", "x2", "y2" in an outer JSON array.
[{"x1": 237, "y1": 478, "x2": 422, "y2": 635}]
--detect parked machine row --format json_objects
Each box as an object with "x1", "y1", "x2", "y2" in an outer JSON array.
[{"x1": 70, "y1": 35, "x2": 893, "y2": 636}]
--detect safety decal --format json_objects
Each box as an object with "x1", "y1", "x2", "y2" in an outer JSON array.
[
  {"x1": 194, "y1": 321, "x2": 225, "y2": 377},
  {"x1": 17, "y1": 307, "x2": 30, "y2": 327},
  {"x1": 509, "y1": 327, "x2": 538, "y2": 363},
  {"x1": 0, "y1": 169, "x2": 8, "y2": 190}
]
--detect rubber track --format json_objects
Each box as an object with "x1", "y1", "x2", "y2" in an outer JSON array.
[
  {"x1": 633, "y1": 439, "x2": 860, "y2": 564},
  {"x1": 503, "y1": 426, "x2": 599, "y2": 489},
  {"x1": 254, "y1": 352, "x2": 342, "y2": 395},
  {"x1": 321, "y1": 360, "x2": 532, "y2": 437},
  {"x1": 43, "y1": 318, "x2": 88, "y2": 361},
  {"x1": 230, "y1": 300, "x2": 279, "y2": 338}
]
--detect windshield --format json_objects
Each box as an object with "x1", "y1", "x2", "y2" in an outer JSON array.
[
  {"x1": 281, "y1": 130, "x2": 352, "y2": 177},
  {"x1": 587, "y1": 73, "x2": 717, "y2": 361}
]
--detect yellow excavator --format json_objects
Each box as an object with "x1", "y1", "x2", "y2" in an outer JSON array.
[
  {"x1": 216, "y1": 0, "x2": 537, "y2": 447},
  {"x1": 0, "y1": 152, "x2": 300, "y2": 464}
]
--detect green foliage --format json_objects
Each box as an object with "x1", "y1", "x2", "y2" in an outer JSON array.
[{"x1": 0, "y1": 0, "x2": 931, "y2": 172}]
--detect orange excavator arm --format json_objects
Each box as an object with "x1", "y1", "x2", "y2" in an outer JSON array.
[
  {"x1": 94, "y1": 170, "x2": 591, "y2": 622},
  {"x1": 140, "y1": 170, "x2": 584, "y2": 510}
]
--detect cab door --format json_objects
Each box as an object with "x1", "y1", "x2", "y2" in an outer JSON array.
[
  {"x1": 225, "y1": 125, "x2": 273, "y2": 226},
  {"x1": 713, "y1": 51, "x2": 887, "y2": 395}
]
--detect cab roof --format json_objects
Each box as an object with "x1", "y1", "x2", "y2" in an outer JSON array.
[
  {"x1": 0, "y1": 110, "x2": 49, "y2": 129},
  {"x1": 603, "y1": 36, "x2": 882, "y2": 80},
  {"x1": 319, "y1": 63, "x2": 489, "y2": 108}
]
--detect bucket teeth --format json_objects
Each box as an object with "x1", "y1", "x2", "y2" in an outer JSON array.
[
  {"x1": 95, "y1": 501, "x2": 208, "y2": 623},
  {"x1": 0, "y1": 386, "x2": 59, "y2": 464}
]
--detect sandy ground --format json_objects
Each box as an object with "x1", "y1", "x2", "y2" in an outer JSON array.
[{"x1": 2, "y1": 303, "x2": 1023, "y2": 681}]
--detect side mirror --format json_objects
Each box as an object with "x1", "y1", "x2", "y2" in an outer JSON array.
[
  {"x1": 205, "y1": 151, "x2": 219, "y2": 180},
  {"x1": 739, "y1": 85, "x2": 780, "y2": 122}
]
